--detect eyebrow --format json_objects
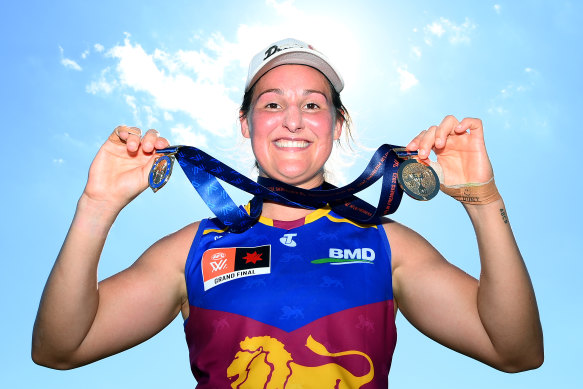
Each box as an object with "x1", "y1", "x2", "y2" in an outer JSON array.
[
  {"x1": 255, "y1": 88, "x2": 283, "y2": 100},
  {"x1": 303, "y1": 89, "x2": 329, "y2": 101},
  {"x1": 255, "y1": 88, "x2": 329, "y2": 101}
]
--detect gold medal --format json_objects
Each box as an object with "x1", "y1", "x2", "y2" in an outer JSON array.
[{"x1": 397, "y1": 159, "x2": 439, "y2": 201}]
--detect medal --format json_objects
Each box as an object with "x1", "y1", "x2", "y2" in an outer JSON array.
[
  {"x1": 149, "y1": 143, "x2": 439, "y2": 232},
  {"x1": 397, "y1": 159, "x2": 440, "y2": 201},
  {"x1": 149, "y1": 155, "x2": 175, "y2": 192}
]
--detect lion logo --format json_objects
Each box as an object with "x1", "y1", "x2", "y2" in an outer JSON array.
[{"x1": 227, "y1": 335, "x2": 374, "y2": 388}]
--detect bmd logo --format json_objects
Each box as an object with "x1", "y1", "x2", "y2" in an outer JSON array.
[
  {"x1": 311, "y1": 248, "x2": 376, "y2": 265},
  {"x1": 329, "y1": 248, "x2": 375, "y2": 260}
]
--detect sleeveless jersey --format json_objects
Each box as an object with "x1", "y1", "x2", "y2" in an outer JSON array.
[{"x1": 184, "y1": 207, "x2": 397, "y2": 388}]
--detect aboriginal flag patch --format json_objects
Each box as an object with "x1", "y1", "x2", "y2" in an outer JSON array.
[{"x1": 201, "y1": 245, "x2": 271, "y2": 291}]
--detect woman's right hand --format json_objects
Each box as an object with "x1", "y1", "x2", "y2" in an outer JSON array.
[
  {"x1": 82, "y1": 125, "x2": 170, "y2": 213},
  {"x1": 32, "y1": 125, "x2": 190, "y2": 370}
]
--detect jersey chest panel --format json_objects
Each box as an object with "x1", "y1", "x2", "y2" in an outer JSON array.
[{"x1": 186, "y1": 213, "x2": 393, "y2": 332}]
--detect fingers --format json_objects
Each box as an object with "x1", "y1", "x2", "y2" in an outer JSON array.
[
  {"x1": 407, "y1": 115, "x2": 480, "y2": 160},
  {"x1": 406, "y1": 128, "x2": 434, "y2": 160},
  {"x1": 141, "y1": 129, "x2": 160, "y2": 153},
  {"x1": 110, "y1": 126, "x2": 170, "y2": 153},
  {"x1": 455, "y1": 117, "x2": 483, "y2": 135},
  {"x1": 434, "y1": 115, "x2": 460, "y2": 150},
  {"x1": 113, "y1": 126, "x2": 142, "y2": 152}
]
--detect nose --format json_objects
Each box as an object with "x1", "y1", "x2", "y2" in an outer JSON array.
[{"x1": 282, "y1": 105, "x2": 303, "y2": 133}]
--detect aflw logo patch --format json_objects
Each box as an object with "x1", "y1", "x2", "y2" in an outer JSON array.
[{"x1": 202, "y1": 245, "x2": 271, "y2": 291}]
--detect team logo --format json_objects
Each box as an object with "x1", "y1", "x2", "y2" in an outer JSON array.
[
  {"x1": 202, "y1": 245, "x2": 271, "y2": 290},
  {"x1": 311, "y1": 248, "x2": 376, "y2": 265},
  {"x1": 227, "y1": 335, "x2": 374, "y2": 388},
  {"x1": 263, "y1": 43, "x2": 316, "y2": 61},
  {"x1": 209, "y1": 252, "x2": 228, "y2": 272},
  {"x1": 279, "y1": 233, "x2": 297, "y2": 247}
]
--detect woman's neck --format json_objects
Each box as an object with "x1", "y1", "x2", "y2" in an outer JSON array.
[
  {"x1": 257, "y1": 172, "x2": 325, "y2": 221},
  {"x1": 256, "y1": 169, "x2": 326, "y2": 220},
  {"x1": 260, "y1": 201, "x2": 315, "y2": 221}
]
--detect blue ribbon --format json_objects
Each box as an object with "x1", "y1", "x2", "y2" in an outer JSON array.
[{"x1": 157, "y1": 145, "x2": 412, "y2": 233}]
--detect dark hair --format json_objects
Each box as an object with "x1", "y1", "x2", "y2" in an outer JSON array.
[{"x1": 239, "y1": 78, "x2": 353, "y2": 145}]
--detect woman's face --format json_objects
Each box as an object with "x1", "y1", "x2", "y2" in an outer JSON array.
[{"x1": 240, "y1": 64, "x2": 343, "y2": 188}]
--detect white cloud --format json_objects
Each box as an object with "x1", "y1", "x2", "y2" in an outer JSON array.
[
  {"x1": 487, "y1": 105, "x2": 507, "y2": 115},
  {"x1": 487, "y1": 67, "x2": 548, "y2": 136},
  {"x1": 494, "y1": 4, "x2": 501, "y2": 14},
  {"x1": 94, "y1": 43, "x2": 105, "y2": 52},
  {"x1": 397, "y1": 67, "x2": 419, "y2": 91},
  {"x1": 84, "y1": 3, "x2": 365, "y2": 175},
  {"x1": 90, "y1": 7, "x2": 364, "y2": 139},
  {"x1": 427, "y1": 21, "x2": 446, "y2": 37},
  {"x1": 424, "y1": 17, "x2": 476, "y2": 45},
  {"x1": 125, "y1": 95, "x2": 139, "y2": 124},
  {"x1": 86, "y1": 67, "x2": 117, "y2": 94},
  {"x1": 411, "y1": 46, "x2": 422, "y2": 58},
  {"x1": 121, "y1": 95, "x2": 158, "y2": 128},
  {"x1": 54, "y1": 132, "x2": 88, "y2": 149},
  {"x1": 523, "y1": 67, "x2": 541, "y2": 84},
  {"x1": 449, "y1": 18, "x2": 477, "y2": 44},
  {"x1": 176, "y1": 33, "x2": 245, "y2": 85},
  {"x1": 170, "y1": 123, "x2": 208, "y2": 148},
  {"x1": 61, "y1": 58, "x2": 82, "y2": 71},
  {"x1": 144, "y1": 105, "x2": 158, "y2": 128},
  {"x1": 59, "y1": 46, "x2": 82, "y2": 71},
  {"x1": 265, "y1": 0, "x2": 300, "y2": 17},
  {"x1": 107, "y1": 35, "x2": 239, "y2": 137},
  {"x1": 497, "y1": 68, "x2": 539, "y2": 100}
]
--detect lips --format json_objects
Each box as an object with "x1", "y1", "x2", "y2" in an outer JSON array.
[{"x1": 274, "y1": 139, "x2": 310, "y2": 148}]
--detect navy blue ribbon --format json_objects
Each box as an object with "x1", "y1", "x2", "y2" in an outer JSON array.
[{"x1": 157, "y1": 145, "x2": 413, "y2": 232}]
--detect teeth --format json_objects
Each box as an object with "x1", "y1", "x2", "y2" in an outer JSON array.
[{"x1": 275, "y1": 140, "x2": 309, "y2": 148}]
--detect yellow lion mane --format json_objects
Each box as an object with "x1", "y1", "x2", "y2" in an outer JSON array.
[{"x1": 227, "y1": 335, "x2": 374, "y2": 389}]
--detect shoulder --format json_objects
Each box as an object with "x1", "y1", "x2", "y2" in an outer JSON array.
[
  {"x1": 158, "y1": 221, "x2": 201, "y2": 248},
  {"x1": 381, "y1": 218, "x2": 442, "y2": 274},
  {"x1": 381, "y1": 218, "x2": 466, "y2": 313},
  {"x1": 135, "y1": 221, "x2": 202, "y2": 274}
]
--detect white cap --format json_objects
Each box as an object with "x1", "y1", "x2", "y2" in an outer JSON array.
[{"x1": 245, "y1": 38, "x2": 344, "y2": 93}]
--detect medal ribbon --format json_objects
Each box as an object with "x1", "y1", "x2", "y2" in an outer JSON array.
[{"x1": 155, "y1": 144, "x2": 415, "y2": 232}]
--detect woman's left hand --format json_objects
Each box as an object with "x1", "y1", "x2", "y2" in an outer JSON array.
[{"x1": 406, "y1": 116, "x2": 494, "y2": 186}]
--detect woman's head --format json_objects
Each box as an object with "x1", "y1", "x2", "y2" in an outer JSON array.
[{"x1": 240, "y1": 39, "x2": 352, "y2": 187}]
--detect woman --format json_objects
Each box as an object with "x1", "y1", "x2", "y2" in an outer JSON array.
[{"x1": 32, "y1": 38, "x2": 543, "y2": 388}]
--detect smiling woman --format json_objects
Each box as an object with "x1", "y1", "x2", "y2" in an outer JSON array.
[
  {"x1": 241, "y1": 65, "x2": 343, "y2": 188},
  {"x1": 32, "y1": 38, "x2": 543, "y2": 388}
]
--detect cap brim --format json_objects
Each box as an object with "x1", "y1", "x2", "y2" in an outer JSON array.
[{"x1": 246, "y1": 49, "x2": 344, "y2": 93}]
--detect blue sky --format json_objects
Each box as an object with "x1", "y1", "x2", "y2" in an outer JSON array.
[{"x1": 1, "y1": 0, "x2": 581, "y2": 387}]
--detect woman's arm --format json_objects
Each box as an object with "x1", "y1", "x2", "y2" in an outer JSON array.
[
  {"x1": 390, "y1": 116, "x2": 543, "y2": 372},
  {"x1": 31, "y1": 127, "x2": 194, "y2": 369}
]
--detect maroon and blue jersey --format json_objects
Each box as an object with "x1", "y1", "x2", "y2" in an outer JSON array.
[{"x1": 184, "y1": 207, "x2": 397, "y2": 388}]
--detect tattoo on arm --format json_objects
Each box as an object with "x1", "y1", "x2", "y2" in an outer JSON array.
[{"x1": 500, "y1": 208, "x2": 509, "y2": 224}]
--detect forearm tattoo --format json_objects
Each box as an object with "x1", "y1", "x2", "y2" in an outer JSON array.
[{"x1": 500, "y1": 208, "x2": 509, "y2": 224}]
